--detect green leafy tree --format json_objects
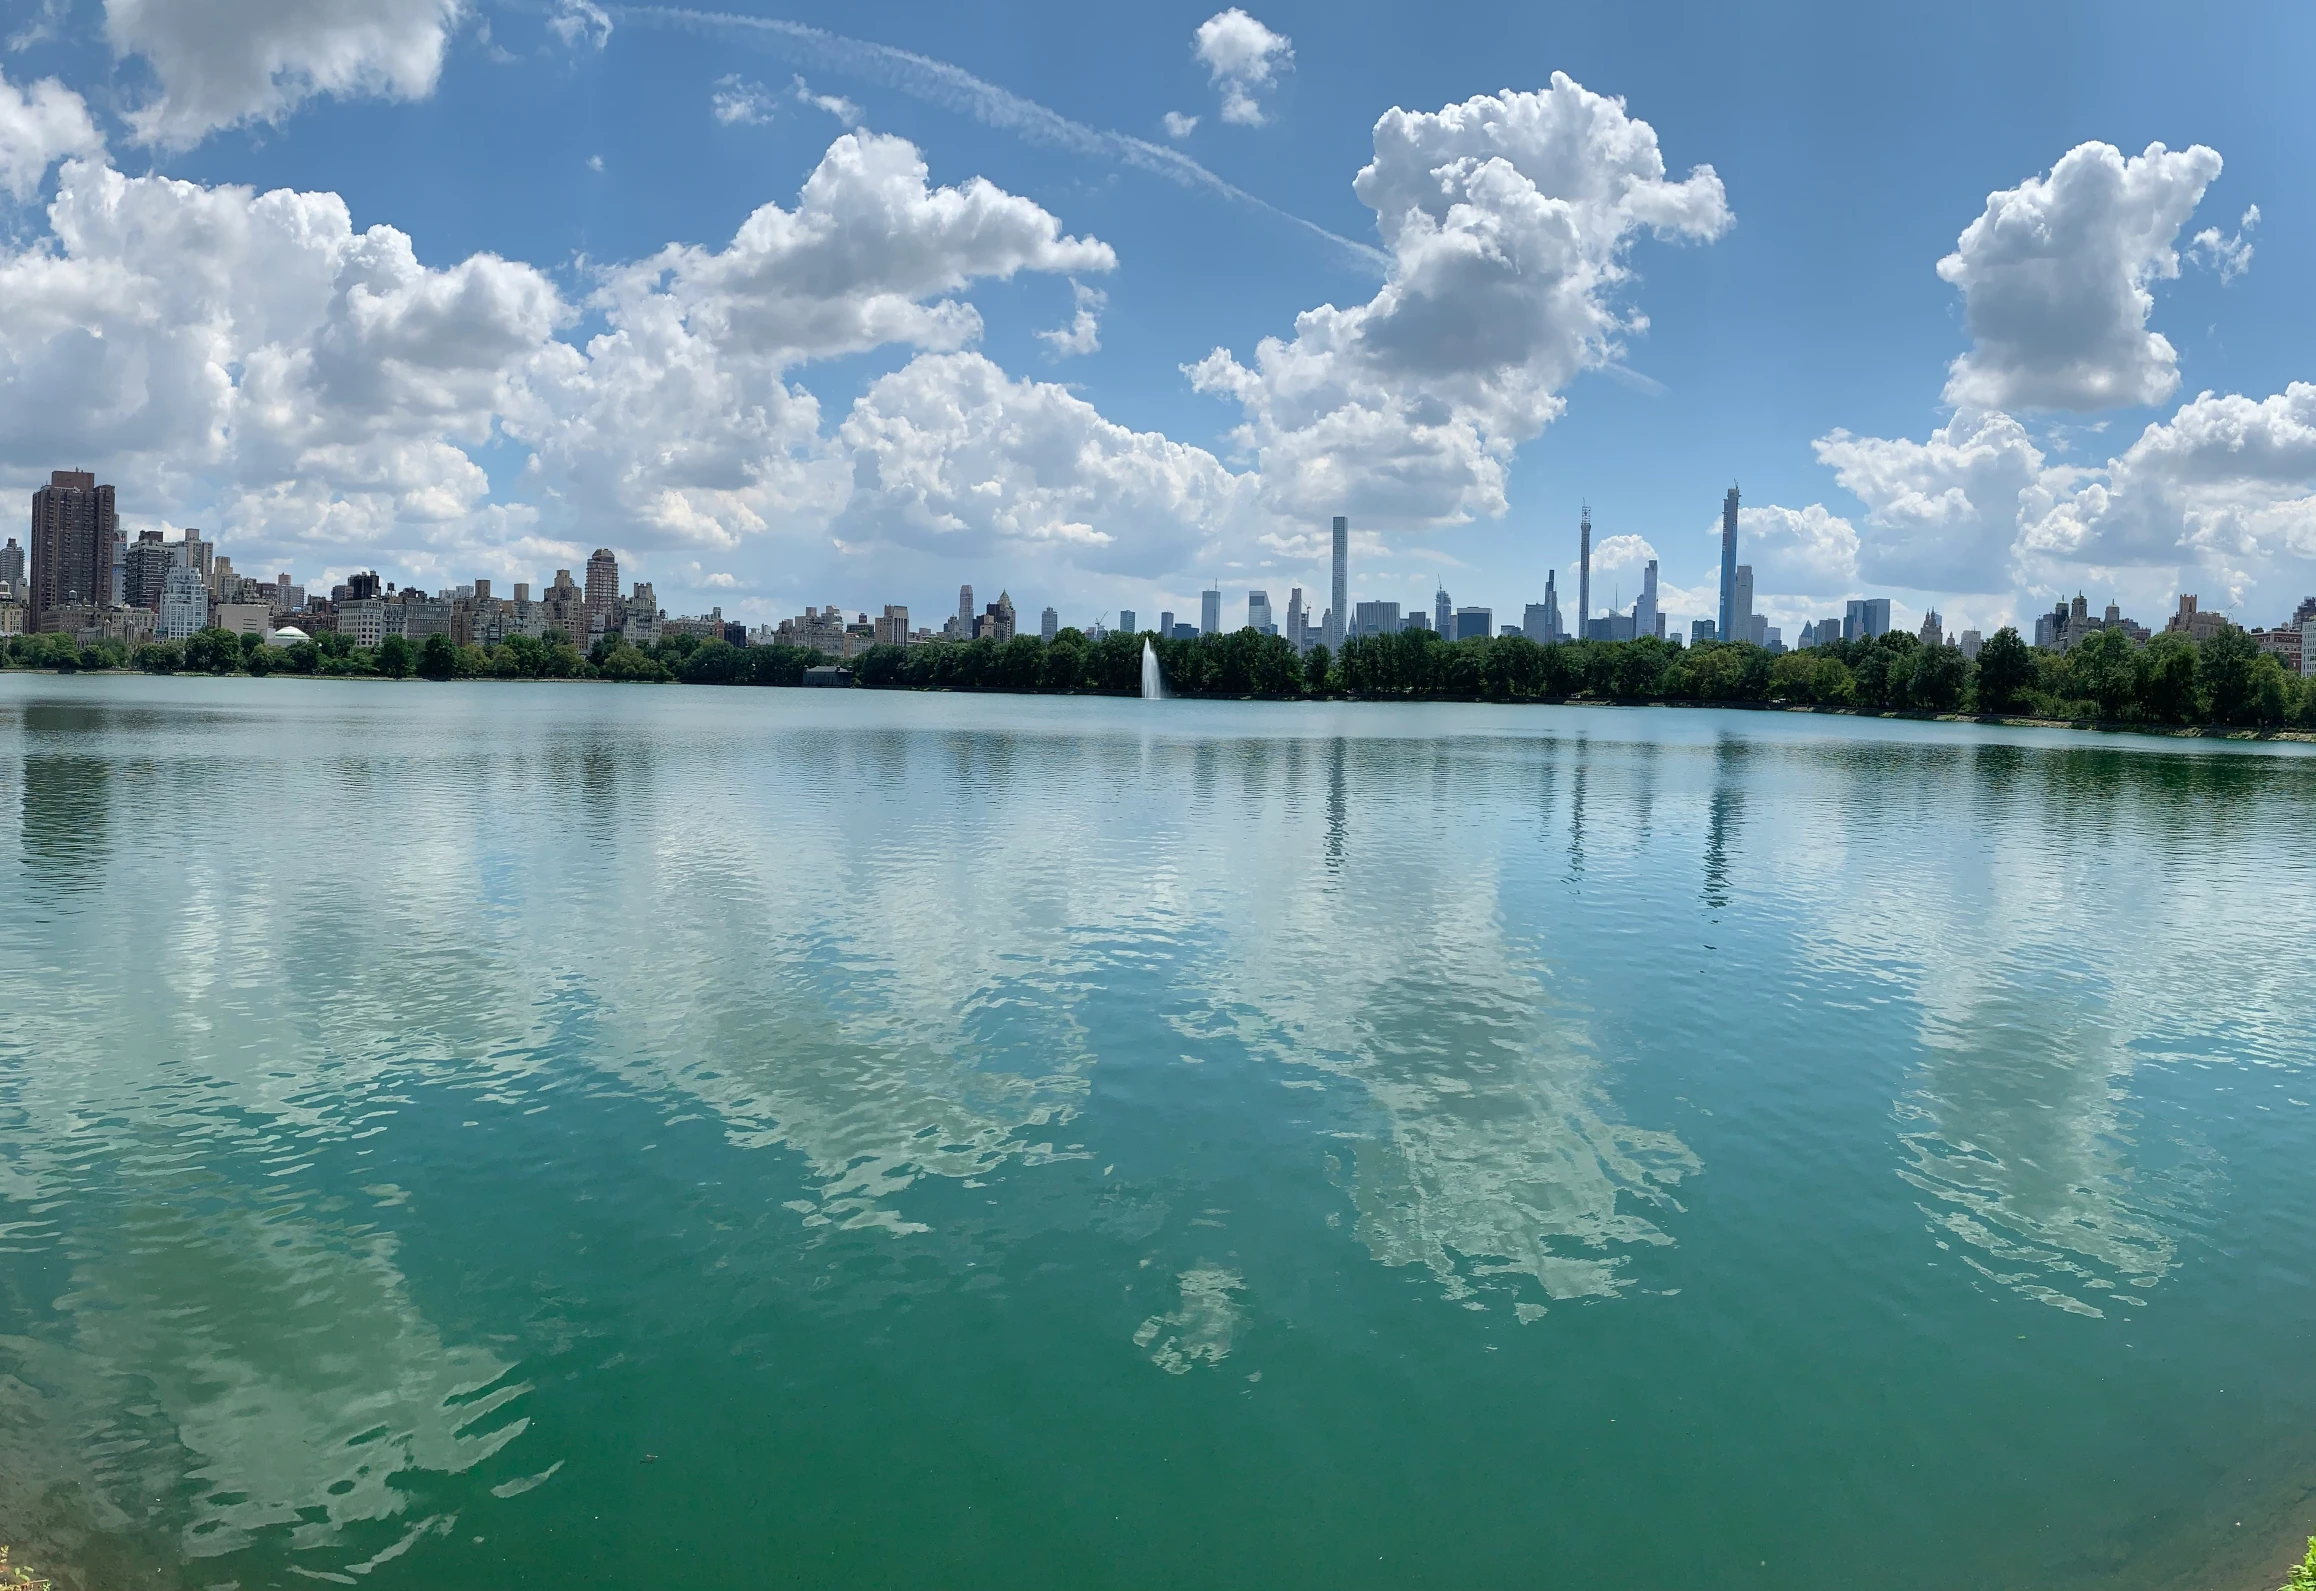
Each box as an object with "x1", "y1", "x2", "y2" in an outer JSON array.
[
  {"x1": 2248, "y1": 653, "x2": 2295, "y2": 726},
  {"x1": 2196, "y1": 626, "x2": 2260, "y2": 724},
  {"x1": 2134, "y1": 633, "x2": 2199, "y2": 723},
  {"x1": 1972, "y1": 627, "x2": 2034, "y2": 713},
  {"x1": 1303, "y1": 643, "x2": 1332, "y2": 696},
  {"x1": 375, "y1": 633, "x2": 415, "y2": 679},
  {"x1": 2065, "y1": 626, "x2": 2138, "y2": 720},
  {"x1": 1907, "y1": 643, "x2": 1968, "y2": 712},
  {"x1": 183, "y1": 628, "x2": 243, "y2": 674},
  {"x1": 416, "y1": 632, "x2": 459, "y2": 680}
]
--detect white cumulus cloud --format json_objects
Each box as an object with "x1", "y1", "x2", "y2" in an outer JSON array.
[
  {"x1": 2021, "y1": 385, "x2": 2316, "y2": 606},
  {"x1": 1729, "y1": 503, "x2": 1860, "y2": 598},
  {"x1": 1162, "y1": 111, "x2": 1199, "y2": 140},
  {"x1": 1588, "y1": 532, "x2": 1655, "y2": 572},
  {"x1": 0, "y1": 69, "x2": 102, "y2": 201},
  {"x1": 2189, "y1": 205, "x2": 2258, "y2": 284},
  {"x1": 0, "y1": 158, "x2": 569, "y2": 584},
  {"x1": 1193, "y1": 9, "x2": 1291, "y2": 127},
  {"x1": 1813, "y1": 409, "x2": 2062, "y2": 594},
  {"x1": 710, "y1": 75, "x2": 775, "y2": 126},
  {"x1": 1938, "y1": 140, "x2": 2223, "y2": 413},
  {"x1": 792, "y1": 75, "x2": 862, "y2": 127},
  {"x1": 1189, "y1": 75, "x2": 1730, "y2": 529},
  {"x1": 1036, "y1": 281, "x2": 1105, "y2": 358},
  {"x1": 104, "y1": 0, "x2": 466, "y2": 150},
  {"x1": 834, "y1": 351, "x2": 1260, "y2": 576},
  {"x1": 517, "y1": 131, "x2": 1117, "y2": 551},
  {"x1": 547, "y1": 0, "x2": 610, "y2": 50},
  {"x1": 0, "y1": 129, "x2": 1145, "y2": 599}
]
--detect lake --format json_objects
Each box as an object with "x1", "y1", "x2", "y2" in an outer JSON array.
[{"x1": 2, "y1": 673, "x2": 2313, "y2": 1590}]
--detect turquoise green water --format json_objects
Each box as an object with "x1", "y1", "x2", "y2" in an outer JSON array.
[{"x1": 2, "y1": 675, "x2": 2314, "y2": 1591}]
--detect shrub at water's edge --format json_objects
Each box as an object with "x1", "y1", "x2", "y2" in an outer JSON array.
[
  {"x1": 2284, "y1": 1536, "x2": 2316, "y2": 1590},
  {"x1": 4, "y1": 621, "x2": 2314, "y2": 732}
]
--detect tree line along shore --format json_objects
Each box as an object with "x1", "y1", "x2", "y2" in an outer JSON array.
[{"x1": 2, "y1": 620, "x2": 2313, "y2": 735}]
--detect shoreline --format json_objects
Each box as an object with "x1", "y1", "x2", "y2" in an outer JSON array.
[{"x1": 5, "y1": 666, "x2": 2314, "y2": 745}]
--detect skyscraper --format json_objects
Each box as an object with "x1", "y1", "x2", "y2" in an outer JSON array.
[
  {"x1": 1732, "y1": 565, "x2": 1755, "y2": 645},
  {"x1": 1526, "y1": 570, "x2": 1562, "y2": 646},
  {"x1": 1634, "y1": 559, "x2": 1662, "y2": 640},
  {"x1": 1200, "y1": 586, "x2": 1221, "y2": 634},
  {"x1": 0, "y1": 537, "x2": 21, "y2": 594},
  {"x1": 1247, "y1": 590, "x2": 1272, "y2": 633},
  {"x1": 1844, "y1": 597, "x2": 1891, "y2": 640},
  {"x1": 124, "y1": 529, "x2": 172, "y2": 609},
  {"x1": 179, "y1": 529, "x2": 212, "y2": 583},
  {"x1": 1283, "y1": 588, "x2": 1305, "y2": 649},
  {"x1": 1120, "y1": 608, "x2": 1137, "y2": 634},
  {"x1": 1159, "y1": 610, "x2": 1174, "y2": 637},
  {"x1": 29, "y1": 469, "x2": 116, "y2": 631},
  {"x1": 1434, "y1": 585, "x2": 1452, "y2": 636},
  {"x1": 1717, "y1": 485, "x2": 1740, "y2": 645},
  {"x1": 585, "y1": 548, "x2": 619, "y2": 613},
  {"x1": 957, "y1": 584, "x2": 973, "y2": 638},
  {"x1": 1329, "y1": 516, "x2": 1347, "y2": 649},
  {"x1": 1040, "y1": 605, "x2": 1058, "y2": 642},
  {"x1": 1577, "y1": 504, "x2": 1592, "y2": 631}
]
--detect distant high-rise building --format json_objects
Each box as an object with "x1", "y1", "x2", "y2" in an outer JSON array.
[
  {"x1": 1329, "y1": 516, "x2": 1347, "y2": 649},
  {"x1": 0, "y1": 537, "x2": 21, "y2": 595},
  {"x1": 1919, "y1": 609, "x2": 1944, "y2": 647},
  {"x1": 1844, "y1": 597, "x2": 1891, "y2": 641},
  {"x1": 1200, "y1": 586, "x2": 1221, "y2": 635},
  {"x1": 1040, "y1": 605, "x2": 1058, "y2": 642},
  {"x1": 179, "y1": 529, "x2": 213, "y2": 583},
  {"x1": 124, "y1": 529, "x2": 172, "y2": 610},
  {"x1": 157, "y1": 561, "x2": 207, "y2": 640},
  {"x1": 1524, "y1": 576, "x2": 1562, "y2": 645},
  {"x1": 1958, "y1": 628, "x2": 1983, "y2": 661},
  {"x1": 957, "y1": 584, "x2": 974, "y2": 639},
  {"x1": 1692, "y1": 618, "x2": 1718, "y2": 644},
  {"x1": 1577, "y1": 504, "x2": 1592, "y2": 631},
  {"x1": 974, "y1": 591, "x2": 1017, "y2": 642},
  {"x1": 1717, "y1": 484, "x2": 1740, "y2": 646},
  {"x1": 584, "y1": 548, "x2": 619, "y2": 614},
  {"x1": 1434, "y1": 584, "x2": 1452, "y2": 637},
  {"x1": 1120, "y1": 608, "x2": 1138, "y2": 634},
  {"x1": 1353, "y1": 599, "x2": 1400, "y2": 639},
  {"x1": 1731, "y1": 564, "x2": 1755, "y2": 647},
  {"x1": 1247, "y1": 589, "x2": 1272, "y2": 633},
  {"x1": 1283, "y1": 588, "x2": 1305, "y2": 649},
  {"x1": 29, "y1": 469, "x2": 117, "y2": 632},
  {"x1": 1633, "y1": 559, "x2": 1662, "y2": 641},
  {"x1": 1159, "y1": 609, "x2": 1174, "y2": 637},
  {"x1": 1452, "y1": 606, "x2": 1492, "y2": 642}
]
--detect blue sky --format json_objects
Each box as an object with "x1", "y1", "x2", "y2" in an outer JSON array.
[{"x1": 3, "y1": 0, "x2": 2313, "y2": 640}]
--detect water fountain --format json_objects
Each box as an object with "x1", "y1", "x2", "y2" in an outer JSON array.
[{"x1": 1141, "y1": 638, "x2": 1163, "y2": 700}]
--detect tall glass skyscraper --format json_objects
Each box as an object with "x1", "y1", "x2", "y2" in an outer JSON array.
[
  {"x1": 1329, "y1": 516, "x2": 1347, "y2": 648},
  {"x1": 1717, "y1": 485, "x2": 1740, "y2": 643}
]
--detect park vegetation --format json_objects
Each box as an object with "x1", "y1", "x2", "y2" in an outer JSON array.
[{"x1": 2, "y1": 619, "x2": 2310, "y2": 732}]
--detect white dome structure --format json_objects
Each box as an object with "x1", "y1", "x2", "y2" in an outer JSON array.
[{"x1": 264, "y1": 625, "x2": 311, "y2": 647}]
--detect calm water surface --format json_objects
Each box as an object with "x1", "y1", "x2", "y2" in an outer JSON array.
[{"x1": 2, "y1": 675, "x2": 2313, "y2": 1590}]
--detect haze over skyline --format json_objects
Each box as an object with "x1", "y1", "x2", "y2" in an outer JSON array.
[{"x1": 1, "y1": 0, "x2": 2311, "y2": 640}]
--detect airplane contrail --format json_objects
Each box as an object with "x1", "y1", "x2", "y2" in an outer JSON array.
[{"x1": 600, "y1": 4, "x2": 1389, "y2": 275}]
